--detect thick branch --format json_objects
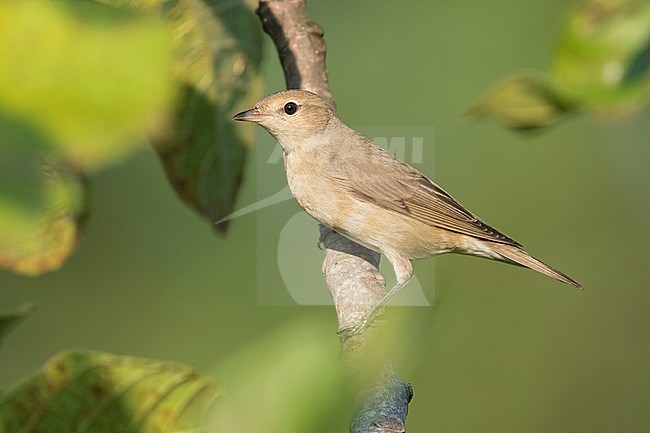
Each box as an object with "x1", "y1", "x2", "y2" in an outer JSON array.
[
  {"x1": 256, "y1": 0, "x2": 334, "y2": 107},
  {"x1": 256, "y1": 1, "x2": 412, "y2": 431}
]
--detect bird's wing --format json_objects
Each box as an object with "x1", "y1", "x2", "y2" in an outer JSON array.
[{"x1": 334, "y1": 141, "x2": 521, "y2": 246}]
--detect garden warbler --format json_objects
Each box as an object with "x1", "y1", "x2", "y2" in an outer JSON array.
[{"x1": 233, "y1": 90, "x2": 581, "y2": 333}]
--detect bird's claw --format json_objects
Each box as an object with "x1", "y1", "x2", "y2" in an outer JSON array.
[
  {"x1": 337, "y1": 319, "x2": 368, "y2": 337},
  {"x1": 337, "y1": 307, "x2": 385, "y2": 337}
]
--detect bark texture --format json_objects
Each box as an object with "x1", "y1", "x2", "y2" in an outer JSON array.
[{"x1": 256, "y1": 1, "x2": 412, "y2": 431}]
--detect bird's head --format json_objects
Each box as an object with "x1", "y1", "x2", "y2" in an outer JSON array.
[{"x1": 233, "y1": 89, "x2": 335, "y2": 152}]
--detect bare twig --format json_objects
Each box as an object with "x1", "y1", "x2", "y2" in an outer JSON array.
[{"x1": 256, "y1": 1, "x2": 412, "y2": 431}]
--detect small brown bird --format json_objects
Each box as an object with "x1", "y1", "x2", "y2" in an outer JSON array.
[{"x1": 234, "y1": 89, "x2": 581, "y2": 332}]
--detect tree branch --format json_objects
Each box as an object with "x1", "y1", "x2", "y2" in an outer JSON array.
[
  {"x1": 256, "y1": 1, "x2": 412, "y2": 431},
  {"x1": 350, "y1": 370, "x2": 413, "y2": 433},
  {"x1": 256, "y1": 0, "x2": 334, "y2": 107}
]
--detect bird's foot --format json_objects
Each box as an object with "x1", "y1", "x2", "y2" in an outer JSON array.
[
  {"x1": 337, "y1": 319, "x2": 368, "y2": 338},
  {"x1": 337, "y1": 277, "x2": 411, "y2": 337},
  {"x1": 336, "y1": 307, "x2": 384, "y2": 337}
]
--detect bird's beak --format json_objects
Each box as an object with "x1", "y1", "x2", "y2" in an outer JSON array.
[{"x1": 232, "y1": 108, "x2": 270, "y2": 123}]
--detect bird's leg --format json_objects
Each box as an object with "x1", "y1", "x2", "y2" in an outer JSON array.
[
  {"x1": 339, "y1": 254, "x2": 413, "y2": 336},
  {"x1": 376, "y1": 274, "x2": 413, "y2": 312}
]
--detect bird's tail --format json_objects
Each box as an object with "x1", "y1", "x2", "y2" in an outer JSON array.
[{"x1": 488, "y1": 243, "x2": 582, "y2": 288}]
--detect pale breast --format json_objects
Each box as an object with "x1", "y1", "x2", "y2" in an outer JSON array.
[{"x1": 283, "y1": 151, "x2": 347, "y2": 229}]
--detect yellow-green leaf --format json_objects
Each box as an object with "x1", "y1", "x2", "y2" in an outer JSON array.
[
  {"x1": 209, "y1": 318, "x2": 352, "y2": 433},
  {"x1": 0, "y1": 351, "x2": 219, "y2": 433},
  {"x1": 469, "y1": 75, "x2": 572, "y2": 130},
  {"x1": 552, "y1": 0, "x2": 650, "y2": 119},
  {"x1": 0, "y1": 0, "x2": 174, "y2": 170},
  {"x1": 0, "y1": 123, "x2": 88, "y2": 276}
]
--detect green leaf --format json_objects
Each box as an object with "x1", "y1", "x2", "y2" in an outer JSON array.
[
  {"x1": 468, "y1": 75, "x2": 573, "y2": 130},
  {"x1": 0, "y1": 351, "x2": 219, "y2": 433},
  {"x1": 0, "y1": 1, "x2": 176, "y2": 275},
  {"x1": 0, "y1": 119, "x2": 89, "y2": 276},
  {"x1": 552, "y1": 0, "x2": 650, "y2": 119},
  {"x1": 623, "y1": 36, "x2": 650, "y2": 83},
  {"x1": 0, "y1": 304, "x2": 35, "y2": 351},
  {"x1": 93, "y1": 0, "x2": 264, "y2": 232},
  {"x1": 150, "y1": 0, "x2": 264, "y2": 233},
  {"x1": 0, "y1": 0, "x2": 174, "y2": 170},
  {"x1": 208, "y1": 318, "x2": 353, "y2": 433}
]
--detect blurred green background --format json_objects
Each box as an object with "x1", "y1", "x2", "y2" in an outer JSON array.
[{"x1": 1, "y1": 1, "x2": 649, "y2": 432}]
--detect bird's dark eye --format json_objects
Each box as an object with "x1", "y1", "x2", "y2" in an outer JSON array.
[{"x1": 283, "y1": 101, "x2": 299, "y2": 115}]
